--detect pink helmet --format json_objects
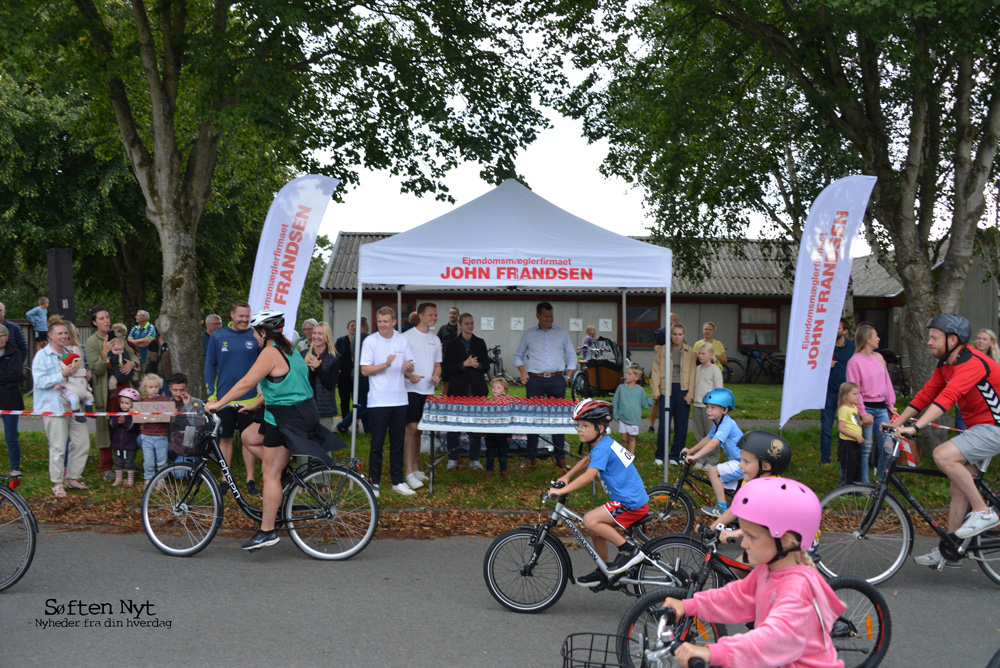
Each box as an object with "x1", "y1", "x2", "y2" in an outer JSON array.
[
  {"x1": 730, "y1": 477, "x2": 821, "y2": 552},
  {"x1": 118, "y1": 388, "x2": 141, "y2": 401}
]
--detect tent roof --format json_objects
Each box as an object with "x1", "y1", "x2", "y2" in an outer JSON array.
[{"x1": 356, "y1": 179, "x2": 671, "y2": 289}]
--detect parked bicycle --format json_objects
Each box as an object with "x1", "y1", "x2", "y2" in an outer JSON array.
[
  {"x1": 640, "y1": 453, "x2": 738, "y2": 540},
  {"x1": 721, "y1": 358, "x2": 744, "y2": 384},
  {"x1": 0, "y1": 473, "x2": 38, "y2": 591},
  {"x1": 488, "y1": 345, "x2": 521, "y2": 386},
  {"x1": 616, "y1": 526, "x2": 892, "y2": 668},
  {"x1": 482, "y1": 481, "x2": 715, "y2": 613},
  {"x1": 817, "y1": 423, "x2": 1000, "y2": 585},
  {"x1": 141, "y1": 405, "x2": 379, "y2": 560},
  {"x1": 876, "y1": 347, "x2": 911, "y2": 399},
  {"x1": 737, "y1": 346, "x2": 785, "y2": 384}
]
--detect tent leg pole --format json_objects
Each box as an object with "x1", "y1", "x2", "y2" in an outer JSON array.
[{"x1": 664, "y1": 285, "x2": 671, "y2": 483}]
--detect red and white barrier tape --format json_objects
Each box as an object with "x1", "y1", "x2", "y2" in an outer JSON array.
[{"x1": 0, "y1": 410, "x2": 198, "y2": 418}]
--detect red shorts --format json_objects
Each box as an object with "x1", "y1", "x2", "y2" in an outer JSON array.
[{"x1": 604, "y1": 501, "x2": 650, "y2": 530}]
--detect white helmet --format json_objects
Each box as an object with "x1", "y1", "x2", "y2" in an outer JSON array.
[{"x1": 249, "y1": 309, "x2": 284, "y2": 332}]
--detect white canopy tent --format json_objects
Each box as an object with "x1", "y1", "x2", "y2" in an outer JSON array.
[{"x1": 348, "y1": 179, "x2": 675, "y2": 477}]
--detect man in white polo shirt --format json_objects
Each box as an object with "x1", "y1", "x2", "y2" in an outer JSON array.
[
  {"x1": 361, "y1": 306, "x2": 417, "y2": 497},
  {"x1": 403, "y1": 303, "x2": 442, "y2": 490}
]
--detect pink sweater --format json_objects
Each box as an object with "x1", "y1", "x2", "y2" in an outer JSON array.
[
  {"x1": 845, "y1": 353, "x2": 896, "y2": 416},
  {"x1": 684, "y1": 565, "x2": 846, "y2": 668}
]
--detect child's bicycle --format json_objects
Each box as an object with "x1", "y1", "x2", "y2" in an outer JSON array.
[
  {"x1": 640, "y1": 453, "x2": 737, "y2": 540},
  {"x1": 817, "y1": 423, "x2": 1000, "y2": 585},
  {"x1": 561, "y1": 615, "x2": 718, "y2": 668},
  {"x1": 140, "y1": 406, "x2": 379, "y2": 560},
  {"x1": 0, "y1": 473, "x2": 37, "y2": 591},
  {"x1": 616, "y1": 525, "x2": 892, "y2": 668},
  {"x1": 482, "y1": 481, "x2": 706, "y2": 613},
  {"x1": 488, "y1": 345, "x2": 521, "y2": 386}
]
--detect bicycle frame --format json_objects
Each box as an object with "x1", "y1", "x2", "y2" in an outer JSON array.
[
  {"x1": 673, "y1": 459, "x2": 735, "y2": 507},
  {"x1": 528, "y1": 495, "x2": 680, "y2": 587},
  {"x1": 861, "y1": 431, "x2": 1000, "y2": 561}
]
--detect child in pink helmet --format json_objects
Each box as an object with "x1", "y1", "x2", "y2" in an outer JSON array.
[{"x1": 663, "y1": 478, "x2": 846, "y2": 668}]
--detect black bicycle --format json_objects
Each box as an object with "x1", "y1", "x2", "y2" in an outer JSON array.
[
  {"x1": 140, "y1": 407, "x2": 379, "y2": 560},
  {"x1": 640, "y1": 454, "x2": 738, "y2": 540},
  {"x1": 482, "y1": 481, "x2": 715, "y2": 613},
  {"x1": 876, "y1": 347, "x2": 911, "y2": 399},
  {"x1": 488, "y1": 345, "x2": 521, "y2": 386},
  {"x1": 617, "y1": 526, "x2": 892, "y2": 668},
  {"x1": 737, "y1": 346, "x2": 785, "y2": 384},
  {"x1": 0, "y1": 474, "x2": 38, "y2": 591},
  {"x1": 817, "y1": 423, "x2": 1000, "y2": 585}
]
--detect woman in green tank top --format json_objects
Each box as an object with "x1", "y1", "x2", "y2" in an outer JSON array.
[{"x1": 207, "y1": 310, "x2": 344, "y2": 552}]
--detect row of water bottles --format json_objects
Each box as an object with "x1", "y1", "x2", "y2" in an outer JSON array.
[{"x1": 422, "y1": 397, "x2": 576, "y2": 429}]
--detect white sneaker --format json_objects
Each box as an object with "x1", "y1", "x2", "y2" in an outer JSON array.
[
  {"x1": 413, "y1": 471, "x2": 430, "y2": 483},
  {"x1": 371, "y1": 484, "x2": 380, "y2": 498},
  {"x1": 654, "y1": 459, "x2": 664, "y2": 466},
  {"x1": 392, "y1": 482, "x2": 416, "y2": 496},
  {"x1": 405, "y1": 473, "x2": 424, "y2": 490},
  {"x1": 912, "y1": 546, "x2": 960, "y2": 568},
  {"x1": 955, "y1": 509, "x2": 1000, "y2": 538},
  {"x1": 469, "y1": 461, "x2": 484, "y2": 471},
  {"x1": 446, "y1": 460, "x2": 458, "y2": 470}
]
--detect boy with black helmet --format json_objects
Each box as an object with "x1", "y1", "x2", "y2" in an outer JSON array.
[
  {"x1": 893, "y1": 313, "x2": 1000, "y2": 563},
  {"x1": 548, "y1": 399, "x2": 650, "y2": 587}
]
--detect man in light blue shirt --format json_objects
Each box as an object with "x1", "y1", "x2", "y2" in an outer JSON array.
[{"x1": 514, "y1": 301, "x2": 578, "y2": 469}]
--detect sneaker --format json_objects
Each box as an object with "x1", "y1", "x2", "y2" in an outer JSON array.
[
  {"x1": 576, "y1": 568, "x2": 606, "y2": 588},
  {"x1": 606, "y1": 542, "x2": 646, "y2": 574},
  {"x1": 245, "y1": 480, "x2": 259, "y2": 496},
  {"x1": 371, "y1": 483, "x2": 380, "y2": 499},
  {"x1": 242, "y1": 529, "x2": 280, "y2": 550},
  {"x1": 647, "y1": 426, "x2": 655, "y2": 433},
  {"x1": 392, "y1": 482, "x2": 416, "y2": 496},
  {"x1": 669, "y1": 458, "x2": 681, "y2": 466},
  {"x1": 469, "y1": 461, "x2": 484, "y2": 471},
  {"x1": 405, "y1": 473, "x2": 424, "y2": 490},
  {"x1": 654, "y1": 458, "x2": 664, "y2": 466},
  {"x1": 413, "y1": 470, "x2": 430, "y2": 483},
  {"x1": 699, "y1": 503, "x2": 727, "y2": 518},
  {"x1": 446, "y1": 460, "x2": 458, "y2": 470},
  {"x1": 955, "y1": 509, "x2": 1000, "y2": 538},
  {"x1": 912, "y1": 547, "x2": 960, "y2": 567}
]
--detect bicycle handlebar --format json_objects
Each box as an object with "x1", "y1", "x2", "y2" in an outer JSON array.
[{"x1": 546, "y1": 479, "x2": 568, "y2": 502}]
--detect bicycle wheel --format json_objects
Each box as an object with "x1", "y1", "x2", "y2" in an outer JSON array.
[
  {"x1": 0, "y1": 487, "x2": 36, "y2": 591},
  {"x1": 972, "y1": 524, "x2": 1000, "y2": 586},
  {"x1": 571, "y1": 371, "x2": 589, "y2": 400},
  {"x1": 635, "y1": 534, "x2": 722, "y2": 594},
  {"x1": 142, "y1": 464, "x2": 223, "y2": 557},
  {"x1": 637, "y1": 485, "x2": 694, "y2": 540},
  {"x1": 817, "y1": 484, "x2": 912, "y2": 584},
  {"x1": 827, "y1": 576, "x2": 891, "y2": 668},
  {"x1": 722, "y1": 359, "x2": 745, "y2": 384},
  {"x1": 285, "y1": 466, "x2": 379, "y2": 561},
  {"x1": 616, "y1": 587, "x2": 727, "y2": 668},
  {"x1": 483, "y1": 528, "x2": 568, "y2": 613},
  {"x1": 764, "y1": 355, "x2": 785, "y2": 383}
]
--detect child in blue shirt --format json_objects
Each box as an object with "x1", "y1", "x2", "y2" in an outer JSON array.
[
  {"x1": 547, "y1": 399, "x2": 650, "y2": 588},
  {"x1": 680, "y1": 388, "x2": 744, "y2": 517},
  {"x1": 612, "y1": 363, "x2": 653, "y2": 454}
]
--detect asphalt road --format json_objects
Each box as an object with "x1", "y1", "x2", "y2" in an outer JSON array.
[{"x1": 2, "y1": 528, "x2": 999, "y2": 667}]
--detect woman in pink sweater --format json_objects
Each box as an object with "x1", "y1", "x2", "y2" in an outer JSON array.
[
  {"x1": 662, "y1": 478, "x2": 845, "y2": 668},
  {"x1": 845, "y1": 323, "x2": 896, "y2": 482}
]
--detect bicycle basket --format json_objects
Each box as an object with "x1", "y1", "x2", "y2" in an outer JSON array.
[
  {"x1": 168, "y1": 400, "x2": 212, "y2": 457},
  {"x1": 561, "y1": 633, "x2": 640, "y2": 668}
]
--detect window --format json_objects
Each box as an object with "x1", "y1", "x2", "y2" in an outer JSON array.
[
  {"x1": 373, "y1": 301, "x2": 414, "y2": 325},
  {"x1": 739, "y1": 306, "x2": 780, "y2": 348},
  {"x1": 625, "y1": 303, "x2": 660, "y2": 348}
]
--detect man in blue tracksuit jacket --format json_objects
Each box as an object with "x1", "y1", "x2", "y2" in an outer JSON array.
[{"x1": 204, "y1": 300, "x2": 260, "y2": 480}]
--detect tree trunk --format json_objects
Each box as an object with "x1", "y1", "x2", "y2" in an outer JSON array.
[
  {"x1": 113, "y1": 235, "x2": 147, "y2": 328},
  {"x1": 153, "y1": 207, "x2": 206, "y2": 397}
]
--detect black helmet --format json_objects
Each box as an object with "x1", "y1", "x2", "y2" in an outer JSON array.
[
  {"x1": 571, "y1": 399, "x2": 612, "y2": 425},
  {"x1": 927, "y1": 314, "x2": 971, "y2": 345},
  {"x1": 738, "y1": 430, "x2": 791, "y2": 477},
  {"x1": 249, "y1": 309, "x2": 285, "y2": 332}
]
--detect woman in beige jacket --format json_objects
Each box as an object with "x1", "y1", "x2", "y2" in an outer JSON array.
[{"x1": 651, "y1": 323, "x2": 696, "y2": 464}]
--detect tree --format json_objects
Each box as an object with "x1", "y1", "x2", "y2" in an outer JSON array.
[
  {"x1": 2, "y1": 0, "x2": 568, "y2": 392},
  {"x1": 561, "y1": 0, "x2": 1000, "y2": 388}
]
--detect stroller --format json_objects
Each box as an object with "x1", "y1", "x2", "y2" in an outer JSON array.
[{"x1": 571, "y1": 336, "x2": 624, "y2": 400}]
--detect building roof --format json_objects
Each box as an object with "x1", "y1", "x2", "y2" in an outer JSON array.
[{"x1": 320, "y1": 231, "x2": 901, "y2": 298}]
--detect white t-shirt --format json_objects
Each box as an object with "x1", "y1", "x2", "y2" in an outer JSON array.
[
  {"x1": 403, "y1": 328, "x2": 442, "y2": 395},
  {"x1": 360, "y1": 331, "x2": 414, "y2": 408}
]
